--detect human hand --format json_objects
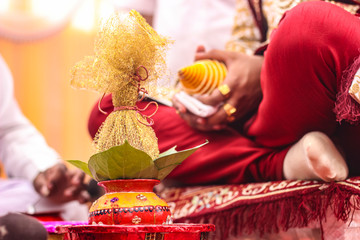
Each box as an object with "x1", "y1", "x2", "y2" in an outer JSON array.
[
  {"x1": 173, "y1": 46, "x2": 263, "y2": 131},
  {"x1": 33, "y1": 163, "x2": 90, "y2": 204}
]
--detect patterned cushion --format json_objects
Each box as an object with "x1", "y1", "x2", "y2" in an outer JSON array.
[{"x1": 157, "y1": 177, "x2": 360, "y2": 239}]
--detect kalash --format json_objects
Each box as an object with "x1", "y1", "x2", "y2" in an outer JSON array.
[{"x1": 67, "y1": 9, "x2": 207, "y2": 228}]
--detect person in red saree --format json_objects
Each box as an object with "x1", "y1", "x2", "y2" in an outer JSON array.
[{"x1": 88, "y1": 1, "x2": 360, "y2": 185}]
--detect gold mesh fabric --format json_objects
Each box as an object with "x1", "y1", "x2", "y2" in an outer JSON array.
[{"x1": 71, "y1": 10, "x2": 171, "y2": 159}]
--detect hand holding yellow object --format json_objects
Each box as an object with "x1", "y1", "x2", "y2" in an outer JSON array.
[
  {"x1": 178, "y1": 59, "x2": 227, "y2": 95},
  {"x1": 173, "y1": 47, "x2": 263, "y2": 131}
]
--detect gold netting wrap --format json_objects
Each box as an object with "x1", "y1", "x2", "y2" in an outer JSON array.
[{"x1": 70, "y1": 10, "x2": 171, "y2": 159}]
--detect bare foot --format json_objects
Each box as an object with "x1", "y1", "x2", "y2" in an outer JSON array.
[{"x1": 283, "y1": 131, "x2": 348, "y2": 182}]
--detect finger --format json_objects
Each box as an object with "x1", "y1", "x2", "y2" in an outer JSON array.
[
  {"x1": 63, "y1": 180, "x2": 88, "y2": 201},
  {"x1": 78, "y1": 190, "x2": 91, "y2": 204},
  {"x1": 40, "y1": 185, "x2": 50, "y2": 197},
  {"x1": 196, "y1": 77, "x2": 234, "y2": 106},
  {"x1": 171, "y1": 96, "x2": 187, "y2": 113},
  {"x1": 195, "y1": 49, "x2": 230, "y2": 62},
  {"x1": 197, "y1": 70, "x2": 237, "y2": 105},
  {"x1": 172, "y1": 95, "x2": 222, "y2": 131},
  {"x1": 34, "y1": 173, "x2": 50, "y2": 197},
  {"x1": 196, "y1": 117, "x2": 226, "y2": 131},
  {"x1": 183, "y1": 112, "x2": 222, "y2": 132},
  {"x1": 204, "y1": 99, "x2": 238, "y2": 127},
  {"x1": 221, "y1": 100, "x2": 238, "y2": 123},
  {"x1": 64, "y1": 185, "x2": 79, "y2": 198},
  {"x1": 177, "y1": 110, "x2": 205, "y2": 130},
  {"x1": 197, "y1": 88, "x2": 228, "y2": 106},
  {"x1": 202, "y1": 109, "x2": 228, "y2": 128},
  {"x1": 44, "y1": 164, "x2": 67, "y2": 190},
  {"x1": 176, "y1": 109, "x2": 197, "y2": 124},
  {"x1": 70, "y1": 170, "x2": 85, "y2": 185},
  {"x1": 196, "y1": 45, "x2": 206, "y2": 53}
]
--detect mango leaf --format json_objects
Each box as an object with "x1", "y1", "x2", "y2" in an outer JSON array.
[
  {"x1": 88, "y1": 140, "x2": 153, "y2": 181},
  {"x1": 154, "y1": 140, "x2": 208, "y2": 180},
  {"x1": 67, "y1": 160, "x2": 93, "y2": 178}
]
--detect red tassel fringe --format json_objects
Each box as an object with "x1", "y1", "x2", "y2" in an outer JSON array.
[
  {"x1": 174, "y1": 182, "x2": 360, "y2": 239},
  {"x1": 335, "y1": 54, "x2": 360, "y2": 124}
]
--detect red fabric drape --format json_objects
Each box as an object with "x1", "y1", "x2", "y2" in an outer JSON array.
[{"x1": 88, "y1": 2, "x2": 360, "y2": 185}]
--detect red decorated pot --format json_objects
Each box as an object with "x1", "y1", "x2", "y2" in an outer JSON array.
[{"x1": 88, "y1": 179, "x2": 172, "y2": 225}]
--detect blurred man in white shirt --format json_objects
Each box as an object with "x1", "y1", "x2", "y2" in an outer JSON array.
[{"x1": 0, "y1": 55, "x2": 89, "y2": 221}]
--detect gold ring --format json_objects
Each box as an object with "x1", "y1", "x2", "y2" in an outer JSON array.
[
  {"x1": 223, "y1": 103, "x2": 236, "y2": 122},
  {"x1": 218, "y1": 84, "x2": 231, "y2": 98}
]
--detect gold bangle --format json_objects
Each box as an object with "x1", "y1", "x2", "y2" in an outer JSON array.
[{"x1": 218, "y1": 84, "x2": 231, "y2": 98}]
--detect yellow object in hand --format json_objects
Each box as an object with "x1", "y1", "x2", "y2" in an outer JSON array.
[{"x1": 178, "y1": 60, "x2": 227, "y2": 95}]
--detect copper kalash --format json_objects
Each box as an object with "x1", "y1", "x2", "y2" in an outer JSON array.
[
  {"x1": 63, "y1": 10, "x2": 214, "y2": 239},
  {"x1": 70, "y1": 10, "x2": 171, "y2": 225}
]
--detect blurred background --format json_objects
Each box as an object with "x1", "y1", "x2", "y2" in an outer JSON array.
[
  {"x1": 0, "y1": 0, "x2": 116, "y2": 162},
  {"x1": 0, "y1": 0, "x2": 236, "y2": 164}
]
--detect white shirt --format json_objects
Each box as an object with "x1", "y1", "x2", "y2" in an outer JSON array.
[
  {"x1": 0, "y1": 56, "x2": 88, "y2": 220},
  {"x1": 113, "y1": 0, "x2": 236, "y2": 85},
  {"x1": 0, "y1": 55, "x2": 60, "y2": 182}
]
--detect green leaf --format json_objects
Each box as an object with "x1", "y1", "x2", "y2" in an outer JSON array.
[
  {"x1": 136, "y1": 165, "x2": 158, "y2": 179},
  {"x1": 154, "y1": 140, "x2": 208, "y2": 180},
  {"x1": 67, "y1": 141, "x2": 208, "y2": 182},
  {"x1": 88, "y1": 140, "x2": 154, "y2": 181},
  {"x1": 67, "y1": 160, "x2": 93, "y2": 178}
]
